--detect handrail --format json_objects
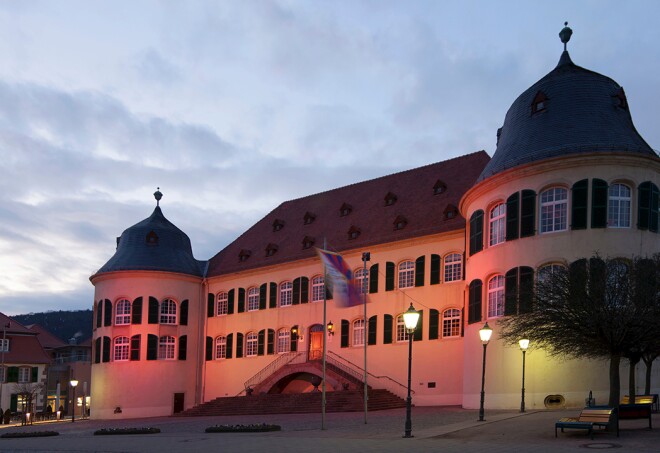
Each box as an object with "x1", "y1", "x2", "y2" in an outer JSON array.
[
  {"x1": 326, "y1": 351, "x2": 414, "y2": 396},
  {"x1": 242, "y1": 351, "x2": 306, "y2": 392}
]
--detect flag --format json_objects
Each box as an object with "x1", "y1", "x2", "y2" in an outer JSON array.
[{"x1": 316, "y1": 249, "x2": 363, "y2": 308}]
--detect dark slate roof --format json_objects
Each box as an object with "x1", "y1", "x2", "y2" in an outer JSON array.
[
  {"x1": 92, "y1": 206, "x2": 204, "y2": 278},
  {"x1": 207, "y1": 151, "x2": 490, "y2": 276},
  {"x1": 477, "y1": 51, "x2": 657, "y2": 182}
]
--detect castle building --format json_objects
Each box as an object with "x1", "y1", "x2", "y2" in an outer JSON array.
[{"x1": 90, "y1": 27, "x2": 659, "y2": 419}]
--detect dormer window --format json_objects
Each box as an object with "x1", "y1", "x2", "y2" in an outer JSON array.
[
  {"x1": 272, "y1": 219, "x2": 285, "y2": 232},
  {"x1": 614, "y1": 87, "x2": 628, "y2": 110},
  {"x1": 238, "y1": 249, "x2": 252, "y2": 262},
  {"x1": 303, "y1": 212, "x2": 316, "y2": 225},
  {"x1": 393, "y1": 215, "x2": 408, "y2": 230},
  {"x1": 302, "y1": 236, "x2": 315, "y2": 249},
  {"x1": 146, "y1": 230, "x2": 159, "y2": 245},
  {"x1": 384, "y1": 192, "x2": 398, "y2": 206},
  {"x1": 444, "y1": 204, "x2": 459, "y2": 220},
  {"x1": 433, "y1": 180, "x2": 447, "y2": 195},
  {"x1": 265, "y1": 243, "x2": 278, "y2": 257},
  {"x1": 347, "y1": 226, "x2": 361, "y2": 240},
  {"x1": 531, "y1": 91, "x2": 548, "y2": 114},
  {"x1": 339, "y1": 203, "x2": 352, "y2": 217}
]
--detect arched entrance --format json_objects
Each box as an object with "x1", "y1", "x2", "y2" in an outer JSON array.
[
  {"x1": 268, "y1": 372, "x2": 323, "y2": 394},
  {"x1": 308, "y1": 324, "x2": 324, "y2": 360}
]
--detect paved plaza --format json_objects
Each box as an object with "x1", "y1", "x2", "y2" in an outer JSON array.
[{"x1": 0, "y1": 406, "x2": 658, "y2": 452}]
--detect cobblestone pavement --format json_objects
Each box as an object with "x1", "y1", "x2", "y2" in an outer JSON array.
[{"x1": 0, "y1": 407, "x2": 658, "y2": 452}]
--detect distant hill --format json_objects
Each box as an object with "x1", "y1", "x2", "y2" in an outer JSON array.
[{"x1": 13, "y1": 310, "x2": 93, "y2": 343}]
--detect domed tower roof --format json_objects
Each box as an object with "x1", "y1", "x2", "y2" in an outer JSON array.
[
  {"x1": 477, "y1": 23, "x2": 656, "y2": 182},
  {"x1": 92, "y1": 189, "x2": 205, "y2": 278}
]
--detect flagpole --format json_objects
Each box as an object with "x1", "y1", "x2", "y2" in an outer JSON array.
[
  {"x1": 321, "y1": 238, "x2": 327, "y2": 430},
  {"x1": 362, "y1": 252, "x2": 370, "y2": 424}
]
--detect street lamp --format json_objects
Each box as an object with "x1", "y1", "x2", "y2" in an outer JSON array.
[
  {"x1": 478, "y1": 322, "x2": 493, "y2": 421},
  {"x1": 402, "y1": 303, "x2": 420, "y2": 438},
  {"x1": 69, "y1": 379, "x2": 78, "y2": 423},
  {"x1": 519, "y1": 339, "x2": 529, "y2": 412}
]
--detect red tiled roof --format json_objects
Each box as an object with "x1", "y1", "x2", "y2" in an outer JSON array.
[
  {"x1": 207, "y1": 151, "x2": 490, "y2": 276},
  {"x1": 0, "y1": 313, "x2": 53, "y2": 364},
  {"x1": 0, "y1": 312, "x2": 31, "y2": 334},
  {"x1": 26, "y1": 324, "x2": 68, "y2": 349}
]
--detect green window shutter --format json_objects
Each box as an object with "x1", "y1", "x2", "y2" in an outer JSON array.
[
  {"x1": 413, "y1": 310, "x2": 423, "y2": 341},
  {"x1": 429, "y1": 309, "x2": 439, "y2": 340},
  {"x1": 102, "y1": 336, "x2": 111, "y2": 363},
  {"x1": 207, "y1": 293, "x2": 215, "y2": 317},
  {"x1": 385, "y1": 262, "x2": 395, "y2": 291},
  {"x1": 147, "y1": 334, "x2": 158, "y2": 360},
  {"x1": 228, "y1": 289, "x2": 235, "y2": 314},
  {"x1": 269, "y1": 283, "x2": 277, "y2": 308},
  {"x1": 368, "y1": 315, "x2": 377, "y2": 345},
  {"x1": 236, "y1": 333, "x2": 244, "y2": 358},
  {"x1": 651, "y1": 184, "x2": 660, "y2": 233},
  {"x1": 383, "y1": 314, "x2": 393, "y2": 344},
  {"x1": 519, "y1": 267, "x2": 534, "y2": 313},
  {"x1": 259, "y1": 284, "x2": 267, "y2": 309},
  {"x1": 430, "y1": 254, "x2": 441, "y2": 285},
  {"x1": 638, "y1": 182, "x2": 651, "y2": 230},
  {"x1": 96, "y1": 301, "x2": 102, "y2": 328},
  {"x1": 226, "y1": 334, "x2": 233, "y2": 359},
  {"x1": 504, "y1": 268, "x2": 519, "y2": 316},
  {"x1": 178, "y1": 335, "x2": 187, "y2": 361},
  {"x1": 415, "y1": 256, "x2": 425, "y2": 287},
  {"x1": 468, "y1": 280, "x2": 482, "y2": 324},
  {"x1": 31, "y1": 366, "x2": 38, "y2": 382},
  {"x1": 506, "y1": 192, "x2": 520, "y2": 241},
  {"x1": 293, "y1": 278, "x2": 301, "y2": 305},
  {"x1": 591, "y1": 179, "x2": 608, "y2": 228},
  {"x1": 301, "y1": 277, "x2": 309, "y2": 303},
  {"x1": 10, "y1": 394, "x2": 17, "y2": 412},
  {"x1": 130, "y1": 335, "x2": 140, "y2": 361},
  {"x1": 104, "y1": 299, "x2": 112, "y2": 327},
  {"x1": 132, "y1": 297, "x2": 142, "y2": 325},
  {"x1": 340, "y1": 320, "x2": 349, "y2": 348},
  {"x1": 291, "y1": 326, "x2": 298, "y2": 352},
  {"x1": 267, "y1": 329, "x2": 274, "y2": 355},
  {"x1": 179, "y1": 300, "x2": 189, "y2": 326},
  {"x1": 257, "y1": 330, "x2": 265, "y2": 356},
  {"x1": 205, "y1": 336, "x2": 212, "y2": 361},
  {"x1": 237, "y1": 288, "x2": 245, "y2": 313},
  {"x1": 94, "y1": 338, "x2": 101, "y2": 364},
  {"x1": 571, "y1": 179, "x2": 588, "y2": 230},
  {"x1": 148, "y1": 297, "x2": 159, "y2": 324},
  {"x1": 7, "y1": 366, "x2": 18, "y2": 382},
  {"x1": 369, "y1": 264, "x2": 379, "y2": 293},
  {"x1": 469, "y1": 210, "x2": 484, "y2": 256},
  {"x1": 520, "y1": 190, "x2": 536, "y2": 237}
]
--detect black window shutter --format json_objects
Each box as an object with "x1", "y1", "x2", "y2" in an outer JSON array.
[
  {"x1": 147, "y1": 334, "x2": 158, "y2": 360},
  {"x1": 237, "y1": 288, "x2": 245, "y2": 313},
  {"x1": 259, "y1": 284, "x2": 267, "y2": 309},
  {"x1": 301, "y1": 277, "x2": 309, "y2": 303},
  {"x1": 369, "y1": 264, "x2": 379, "y2": 293},
  {"x1": 413, "y1": 310, "x2": 423, "y2": 341},
  {"x1": 520, "y1": 190, "x2": 536, "y2": 237},
  {"x1": 130, "y1": 335, "x2": 140, "y2": 361},
  {"x1": 368, "y1": 315, "x2": 377, "y2": 345},
  {"x1": 293, "y1": 278, "x2": 301, "y2": 305},
  {"x1": 96, "y1": 301, "x2": 102, "y2": 328},
  {"x1": 7, "y1": 366, "x2": 18, "y2": 382},
  {"x1": 236, "y1": 333, "x2": 244, "y2": 358},
  {"x1": 102, "y1": 336, "x2": 111, "y2": 362},
  {"x1": 385, "y1": 262, "x2": 395, "y2": 291},
  {"x1": 519, "y1": 267, "x2": 534, "y2": 313},
  {"x1": 131, "y1": 297, "x2": 142, "y2": 325},
  {"x1": 148, "y1": 297, "x2": 159, "y2": 324},
  {"x1": 325, "y1": 282, "x2": 333, "y2": 300},
  {"x1": 571, "y1": 179, "x2": 588, "y2": 230},
  {"x1": 504, "y1": 268, "x2": 519, "y2": 316},
  {"x1": 267, "y1": 329, "x2": 275, "y2": 354},
  {"x1": 269, "y1": 283, "x2": 278, "y2": 308},
  {"x1": 178, "y1": 335, "x2": 187, "y2": 360},
  {"x1": 291, "y1": 326, "x2": 298, "y2": 352},
  {"x1": 94, "y1": 338, "x2": 101, "y2": 364},
  {"x1": 429, "y1": 309, "x2": 439, "y2": 340},
  {"x1": 205, "y1": 336, "x2": 212, "y2": 361},
  {"x1": 591, "y1": 179, "x2": 608, "y2": 228},
  {"x1": 638, "y1": 182, "x2": 651, "y2": 230},
  {"x1": 469, "y1": 210, "x2": 484, "y2": 256},
  {"x1": 415, "y1": 256, "x2": 425, "y2": 287},
  {"x1": 468, "y1": 280, "x2": 482, "y2": 324},
  {"x1": 506, "y1": 192, "x2": 520, "y2": 241},
  {"x1": 179, "y1": 300, "x2": 189, "y2": 325},
  {"x1": 31, "y1": 366, "x2": 38, "y2": 382},
  {"x1": 104, "y1": 299, "x2": 112, "y2": 327},
  {"x1": 207, "y1": 293, "x2": 215, "y2": 317},
  {"x1": 257, "y1": 330, "x2": 265, "y2": 356},
  {"x1": 226, "y1": 334, "x2": 233, "y2": 359},
  {"x1": 651, "y1": 184, "x2": 660, "y2": 233},
  {"x1": 430, "y1": 254, "x2": 441, "y2": 285},
  {"x1": 228, "y1": 289, "x2": 235, "y2": 314},
  {"x1": 383, "y1": 314, "x2": 393, "y2": 344},
  {"x1": 340, "y1": 320, "x2": 349, "y2": 348}
]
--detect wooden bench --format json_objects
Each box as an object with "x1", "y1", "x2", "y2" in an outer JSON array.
[
  {"x1": 555, "y1": 408, "x2": 618, "y2": 439},
  {"x1": 618, "y1": 403, "x2": 653, "y2": 429},
  {"x1": 622, "y1": 394, "x2": 659, "y2": 413}
]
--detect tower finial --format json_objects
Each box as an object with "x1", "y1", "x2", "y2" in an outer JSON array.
[
  {"x1": 154, "y1": 187, "x2": 162, "y2": 207},
  {"x1": 559, "y1": 21, "x2": 573, "y2": 52}
]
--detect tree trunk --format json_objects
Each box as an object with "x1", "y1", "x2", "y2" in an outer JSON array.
[
  {"x1": 628, "y1": 357, "x2": 640, "y2": 402},
  {"x1": 643, "y1": 356, "x2": 654, "y2": 395},
  {"x1": 609, "y1": 354, "x2": 621, "y2": 408}
]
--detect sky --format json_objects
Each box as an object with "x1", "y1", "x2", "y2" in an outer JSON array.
[{"x1": 0, "y1": 0, "x2": 659, "y2": 316}]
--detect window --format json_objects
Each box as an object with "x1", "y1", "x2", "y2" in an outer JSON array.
[
  {"x1": 0, "y1": 366, "x2": 5, "y2": 383},
  {"x1": 18, "y1": 366, "x2": 30, "y2": 383},
  {"x1": 158, "y1": 336, "x2": 175, "y2": 360},
  {"x1": 246, "y1": 332, "x2": 258, "y2": 357},
  {"x1": 489, "y1": 203, "x2": 506, "y2": 246},
  {"x1": 352, "y1": 319, "x2": 365, "y2": 346},
  {"x1": 348, "y1": 226, "x2": 361, "y2": 240},
  {"x1": 113, "y1": 336, "x2": 129, "y2": 361},
  {"x1": 247, "y1": 287, "x2": 259, "y2": 311},
  {"x1": 115, "y1": 299, "x2": 131, "y2": 325},
  {"x1": 442, "y1": 309, "x2": 461, "y2": 338},
  {"x1": 608, "y1": 183, "x2": 631, "y2": 228},
  {"x1": 340, "y1": 203, "x2": 352, "y2": 216},
  {"x1": 540, "y1": 187, "x2": 568, "y2": 233},
  {"x1": 217, "y1": 292, "x2": 228, "y2": 316},
  {"x1": 487, "y1": 275, "x2": 505, "y2": 318},
  {"x1": 398, "y1": 261, "x2": 415, "y2": 289},
  {"x1": 537, "y1": 264, "x2": 566, "y2": 283},
  {"x1": 279, "y1": 282, "x2": 292, "y2": 307},
  {"x1": 215, "y1": 336, "x2": 226, "y2": 359},
  {"x1": 277, "y1": 329, "x2": 290, "y2": 354},
  {"x1": 395, "y1": 315, "x2": 410, "y2": 342},
  {"x1": 265, "y1": 243, "x2": 278, "y2": 257},
  {"x1": 160, "y1": 299, "x2": 177, "y2": 324},
  {"x1": 0, "y1": 338, "x2": 8, "y2": 352},
  {"x1": 302, "y1": 236, "x2": 315, "y2": 249},
  {"x1": 272, "y1": 219, "x2": 284, "y2": 232},
  {"x1": 355, "y1": 268, "x2": 369, "y2": 295},
  {"x1": 311, "y1": 276, "x2": 325, "y2": 302},
  {"x1": 239, "y1": 249, "x2": 251, "y2": 262},
  {"x1": 444, "y1": 253, "x2": 462, "y2": 282}
]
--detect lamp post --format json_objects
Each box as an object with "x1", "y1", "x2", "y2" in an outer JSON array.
[
  {"x1": 519, "y1": 339, "x2": 529, "y2": 412},
  {"x1": 402, "y1": 303, "x2": 420, "y2": 438},
  {"x1": 478, "y1": 322, "x2": 493, "y2": 422},
  {"x1": 69, "y1": 379, "x2": 78, "y2": 423}
]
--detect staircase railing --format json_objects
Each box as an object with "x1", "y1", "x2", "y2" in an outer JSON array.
[{"x1": 241, "y1": 351, "x2": 307, "y2": 394}]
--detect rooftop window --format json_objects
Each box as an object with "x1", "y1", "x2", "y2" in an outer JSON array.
[
  {"x1": 433, "y1": 180, "x2": 447, "y2": 195},
  {"x1": 303, "y1": 212, "x2": 316, "y2": 225},
  {"x1": 265, "y1": 243, "x2": 278, "y2": 257},
  {"x1": 348, "y1": 226, "x2": 361, "y2": 240},
  {"x1": 272, "y1": 219, "x2": 285, "y2": 232},
  {"x1": 384, "y1": 192, "x2": 398, "y2": 206},
  {"x1": 339, "y1": 203, "x2": 352, "y2": 217},
  {"x1": 146, "y1": 230, "x2": 159, "y2": 245},
  {"x1": 238, "y1": 249, "x2": 251, "y2": 262},
  {"x1": 302, "y1": 236, "x2": 315, "y2": 250},
  {"x1": 393, "y1": 215, "x2": 408, "y2": 230},
  {"x1": 531, "y1": 91, "x2": 548, "y2": 114}
]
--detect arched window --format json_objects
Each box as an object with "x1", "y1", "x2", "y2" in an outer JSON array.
[
  {"x1": 489, "y1": 203, "x2": 506, "y2": 246},
  {"x1": 352, "y1": 319, "x2": 365, "y2": 346},
  {"x1": 160, "y1": 299, "x2": 177, "y2": 324},
  {"x1": 247, "y1": 287, "x2": 259, "y2": 311},
  {"x1": 540, "y1": 187, "x2": 568, "y2": 233},
  {"x1": 158, "y1": 336, "x2": 175, "y2": 360},
  {"x1": 355, "y1": 268, "x2": 369, "y2": 295},
  {"x1": 215, "y1": 336, "x2": 226, "y2": 359},
  {"x1": 608, "y1": 183, "x2": 631, "y2": 228},
  {"x1": 277, "y1": 329, "x2": 290, "y2": 354},
  {"x1": 113, "y1": 336, "x2": 130, "y2": 361},
  {"x1": 279, "y1": 282, "x2": 293, "y2": 307},
  {"x1": 537, "y1": 263, "x2": 566, "y2": 283},
  {"x1": 245, "y1": 332, "x2": 258, "y2": 357},
  {"x1": 311, "y1": 276, "x2": 325, "y2": 302},
  {"x1": 115, "y1": 299, "x2": 131, "y2": 325},
  {"x1": 398, "y1": 261, "x2": 415, "y2": 289},
  {"x1": 443, "y1": 253, "x2": 462, "y2": 282},
  {"x1": 487, "y1": 275, "x2": 505, "y2": 318},
  {"x1": 217, "y1": 292, "x2": 228, "y2": 316},
  {"x1": 396, "y1": 314, "x2": 410, "y2": 342},
  {"x1": 442, "y1": 309, "x2": 461, "y2": 338}
]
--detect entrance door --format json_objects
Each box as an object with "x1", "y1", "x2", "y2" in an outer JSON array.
[
  {"x1": 309, "y1": 332, "x2": 323, "y2": 360},
  {"x1": 173, "y1": 393, "x2": 184, "y2": 414}
]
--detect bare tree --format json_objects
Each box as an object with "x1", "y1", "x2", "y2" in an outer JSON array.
[{"x1": 13, "y1": 382, "x2": 45, "y2": 415}]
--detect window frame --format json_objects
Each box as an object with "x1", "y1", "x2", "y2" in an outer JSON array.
[
  {"x1": 352, "y1": 319, "x2": 365, "y2": 347},
  {"x1": 217, "y1": 292, "x2": 228, "y2": 316},
  {"x1": 159, "y1": 299, "x2": 177, "y2": 325},
  {"x1": 277, "y1": 329, "x2": 290, "y2": 354},
  {"x1": 608, "y1": 183, "x2": 632, "y2": 228},
  {"x1": 215, "y1": 336, "x2": 227, "y2": 360},
  {"x1": 0, "y1": 366, "x2": 5, "y2": 383},
  {"x1": 398, "y1": 261, "x2": 415, "y2": 289},
  {"x1": 279, "y1": 282, "x2": 293, "y2": 307},
  {"x1": 115, "y1": 298, "x2": 131, "y2": 325},
  {"x1": 489, "y1": 203, "x2": 506, "y2": 246},
  {"x1": 245, "y1": 332, "x2": 258, "y2": 357},
  {"x1": 487, "y1": 275, "x2": 505, "y2": 318},
  {"x1": 443, "y1": 253, "x2": 462, "y2": 282},
  {"x1": 395, "y1": 315, "x2": 410, "y2": 343},
  {"x1": 18, "y1": 366, "x2": 31, "y2": 383},
  {"x1": 311, "y1": 276, "x2": 325, "y2": 302},
  {"x1": 354, "y1": 268, "x2": 369, "y2": 295},
  {"x1": 158, "y1": 336, "x2": 176, "y2": 360},
  {"x1": 247, "y1": 287, "x2": 260, "y2": 311},
  {"x1": 0, "y1": 338, "x2": 9, "y2": 352},
  {"x1": 442, "y1": 309, "x2": 461, "y2": 338},
  {"x1": 113, "y1": 336, "x2": 130, "y2": 361},
  {"x1": 540, "y1": 187, "x2": 568, "y2": 233}
]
